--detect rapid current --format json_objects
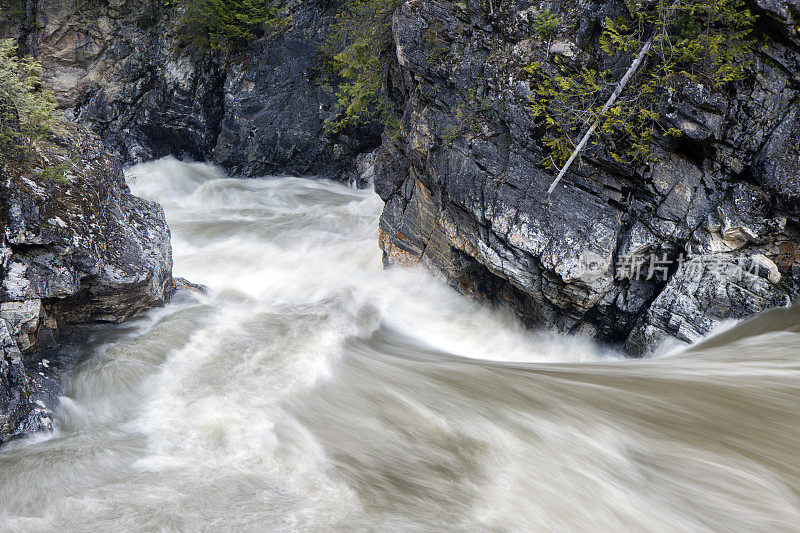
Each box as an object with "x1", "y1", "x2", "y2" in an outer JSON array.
[{"x1": 1, "y1": 158, "x2": 799, "y2": 531}]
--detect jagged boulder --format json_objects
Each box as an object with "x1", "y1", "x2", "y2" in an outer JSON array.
[{"x1": 0, "y1": 123, "x2": 173, "y2": 442}]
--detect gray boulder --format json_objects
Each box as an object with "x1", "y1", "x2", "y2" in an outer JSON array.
[{"x1": 0, "y1": 123, "x2": 173, "y2": 442}]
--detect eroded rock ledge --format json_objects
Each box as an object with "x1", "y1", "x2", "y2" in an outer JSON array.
[
  {"x1": 373, "y1": 0, "x2": 800, "y2": 354},
  {"x1": 0, "y1": 124, "x2": 174, "y2": 442}
]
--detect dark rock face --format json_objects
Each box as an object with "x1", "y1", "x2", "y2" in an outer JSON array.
[
  {"x1": 755, "y1": 106, "x2": 800, "y2": 202},
  {"x1": 0, "y1": 124, "x2": 174, "y2": 442},
  {"x1": 373, "y1": 0, "x2": 800, "y2": 355},
  {"x1": 1, "y1": 0, "x2": 796, "y2": 360},
  {"x1": 0, "y1": 316, "x2": 53, "y2": 442},
  {"x1": 13, "y1": 0, "x2": 225, "y2": 165},
  {"x1": 213, "y1": 2, "x2": 383, "y2": 180},
  {"x1": 2, "y1": 0, "x2": 381, "y2": 181}
]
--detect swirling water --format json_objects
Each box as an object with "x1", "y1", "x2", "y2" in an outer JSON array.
[{"x1": 1, "y1": 158, "x2": 799, "y2": 531}]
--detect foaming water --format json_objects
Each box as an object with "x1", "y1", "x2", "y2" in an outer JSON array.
[{"x1": 0, "y1": 157, "x2": 798, "y2": 531}]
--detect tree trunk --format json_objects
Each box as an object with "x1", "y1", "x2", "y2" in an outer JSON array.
[{"x1": 547, "y1": 39, "x2": 653, "y2": 195}]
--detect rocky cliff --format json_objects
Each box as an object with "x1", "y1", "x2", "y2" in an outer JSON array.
[
  {"x1": 0, "y1": 123, "x2": 174, "y2": 442},
  {"x1": 373, "y1": 0, "x2": 800, "y2": 354},
  {"x1": 1, "y1": 0, "x2": 381, "y2": 182},
  {"x1": 3, "y1": 0, "x2": 798, "y2": 357}
]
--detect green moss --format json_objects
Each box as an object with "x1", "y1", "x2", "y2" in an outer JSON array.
[
  {"x1": 41, "y1": 159, "x2": 75, "y2": 183},
  {"x1": 426, "y1": 20, "x2": 450, "y2": 64},
  {"x1": 443, "y1": 88, "x2": 492, "y2": 146},
  {"x1": 0, "y1": 0, "x2": 25, "y2": 25}
]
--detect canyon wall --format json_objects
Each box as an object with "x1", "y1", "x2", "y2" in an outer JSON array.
[
  {"x1": 2, "y1": 0, "x2": 381, "y2": 181},
  {"x1": 373, "y1": 0, "x2": 800, "y2": 354},
  {"x1": 2, "y1": 0, "x2": 798, "y2": 365}
]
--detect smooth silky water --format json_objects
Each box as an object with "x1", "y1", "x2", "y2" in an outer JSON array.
[{"x1": 1, "y1": 158, "x2": 799, "y2": 531}]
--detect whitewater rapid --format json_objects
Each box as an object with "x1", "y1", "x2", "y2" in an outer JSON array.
[{"x1": 0, "y1": 158, "x2": 798, "y2": 531}]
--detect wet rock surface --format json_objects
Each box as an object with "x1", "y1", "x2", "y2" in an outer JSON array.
[
  {"x1": 212, "y1": 1, "x2": 383, "y2": 180},
  {"x1": 373, "y1": 0, "x2": 800, "y2": 354},
  {"x1": 0, "y1": 124, "x2": 174, "y2": 442}
]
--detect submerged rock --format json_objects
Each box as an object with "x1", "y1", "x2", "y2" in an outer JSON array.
[
  {"x1": 174, "y1": 277, "x2": 209, "y2": 296},
  {"x1": 0, "y1": 123, "x2": 174, "y2": 442}
]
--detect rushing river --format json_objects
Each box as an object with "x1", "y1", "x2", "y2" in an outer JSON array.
[{"x1": 1, "y1": 158, "x2": 799, "y2": 531}]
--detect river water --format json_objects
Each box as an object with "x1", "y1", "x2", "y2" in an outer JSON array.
[{"x1": 1, "y1": 158, "x2": 799, "y2": 531}]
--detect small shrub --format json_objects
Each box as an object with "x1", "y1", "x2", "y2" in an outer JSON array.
[
  {"x1": 533, "y1": 8, "x2": 560, "y2": 40},
  {"x1": 321, "y1": 0, "x2": 401, "y2": 133},
  {"x1": 41, "y1": 158, "x2": 75, "y2": 183},
  {"x1": 529, "y1": 0, "x2": 755, "y2": 169},
  {"x1": 177, "y1": 0, "x2": 288, "y2": 52},
  {"x1": 0, "y1": 39, "x2": 58, "y2": 162}
]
